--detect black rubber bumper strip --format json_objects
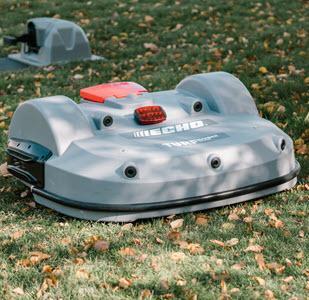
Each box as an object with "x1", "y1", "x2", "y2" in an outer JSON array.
[{"x1": 32, "y1": 162, "x2": 300, "y2": 212}]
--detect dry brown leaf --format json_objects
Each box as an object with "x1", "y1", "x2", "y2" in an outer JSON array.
[
  {"x1": 225, "y1": 238, "x2": 239, "y2": 247},
  {"x1": 255, "y1": 253, "x2": 266, "y2": 270},
  {"x1": 118, "y1": 277, "x2": 132, "y2": 289},
  {"x1": 228, "y1": 212, "x2": 239, "y2": 221},
  {"x1": 29, "y1": 252, "x2": 51, "y2": 265},
  {"x1": 306, "y1": 281, "x2": 309, "y2": 291},
  {"x1": 264, "y1": 289, "x2": 275, "y2": 300},
  {"x1": 76, "y1": 269, "x2": 90, "y2": 279},
  {"x1": 42, "y1": 265, "x2": 53, "y2": 273},
  {"x1": 264, "y1": 208, "x2": 274, "y2": 216},
  {"x1": 175, "y1": 240, "x2": 189, "y2": 249},
  {"x1": 221, "y1": 222, "x2": 235, "y2": 230},
  {"x1": 254, "y1": 276, "x2": 266, "y2": 286},
  {"x1": 210, "y1": 239, "x2": 225, "y2": 247},
  {"x1": 266, "y1": 262, "x2": 285, "y2": 274},
  {"x1": 151, "y1": 259, "x2": 159, "y2": 272},
  {"x1": 0, "y1": 162, "x2": 11, "y2": 177},
  {"x1": 156, "y1": 237, "x2": 164, "y2": 244},
  {"x1": 176, "y1": 279, "x2": 186, "y2": 286},
  {"x1": 162, "y1": 293, "x2": 174, "y2": 299},
  {"x1": 144, "y1": 15, "x2": 154, "y2": 23},
  {"x1": 282, "y1": 276, "x2": 293, "y2": 283},
  {"x1": 37, "y1": 276, "x2": 58, "y2": 297},
  {"x1": 259, "y1": 66, "x2": 268, "y2": 74},
  {"x1": 244, "y1": 245, "x2": 264, "y2": 253},
  {"x1": 143, "y1": 43, "x2": 159, "y2": 53},
  {"x1": 230, "y1": 288, "x2": 240, "y2": 294},
  {"x1": 10, "y1": 231, "x2": 24, "y2": 240},
  {"x1": 121, "y1": 223, "x2": 133, "y2": 230},
  {"x1": 195, "y1": 216, "x2": 208, "y2": 225},
  {"x1": 141, "y1": 289, "x2": 152, "y2": 298},
  {"x1": 12, "y1": 287, "x2": 24, "y2": 295},
  {"x1": 16, "y1": 259, "x2": 32, "y2": 268},
  {"x1": 93, "y1": 240, "x2": 110, "y2": 252},
  {"x1": 73, "y1": 74, "x2": 84, "y2": 80},
  {"x1": 160, "y1": 279, "x2": 169, "y2": 290},
  {"x1": 167, "y1": 230, "x2": 181, "y2": 240},
  {"x1": 170, "y1": 252, "x2": 186, "y2": 261},
  {"x1": 187, "y1": 243, "x2": 204, "y2": 254},
  {"x1": 243, "y1": 216, "x2": 252, "y2": 223},
  {"x1": 231, "y1": 263, "x2": 245, "y2": 270},
  {"x1": 170, "y1": 218, "x2": 184, "y2": 229},
  {"x1": 119, "y1": 247, "x2": 136, "y2": 256}
]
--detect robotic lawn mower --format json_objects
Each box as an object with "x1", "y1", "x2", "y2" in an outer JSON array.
[
  {"x1": 0, "y1": 17, "x2": 102, "y2": 72},
  {"x1": 6, "y1": 72, "x2": 300, "y2": 221}
]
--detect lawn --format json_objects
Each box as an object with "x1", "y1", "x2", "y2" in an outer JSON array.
[{"x1": 0, "y1": 0, "x2": 308, "y2": 299}]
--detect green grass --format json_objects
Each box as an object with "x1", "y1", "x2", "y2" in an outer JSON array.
[{"x1": 0, "y1": 0, "x2": 308, "y2": 299}]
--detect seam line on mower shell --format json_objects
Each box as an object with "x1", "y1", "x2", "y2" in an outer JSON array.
[{"x1": 31, "y1": 161, "x2": 300, "y2": 212}]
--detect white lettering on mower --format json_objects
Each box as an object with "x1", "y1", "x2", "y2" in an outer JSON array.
[
  {"x1": 133, "y1": 120, "x2": 206, "y2": 138},
  {"x1": 161, "y1": 134, "x2": 225, "y2": 148}
]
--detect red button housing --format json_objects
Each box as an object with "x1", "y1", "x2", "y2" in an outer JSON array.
[
  {"x1": 134, "y1": 106, "x2": 167, "y2": 125},
  {"x1": 80, "y1": 82, "x2": 148, "y2": 103}
]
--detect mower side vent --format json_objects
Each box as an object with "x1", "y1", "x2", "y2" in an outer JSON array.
[{"x1": 6, "y1": 139, "x2": 52, "y2": 188}]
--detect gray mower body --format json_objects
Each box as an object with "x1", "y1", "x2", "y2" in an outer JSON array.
[
  {"x1": 7, "y1": 72, "x2": 299, "y2": 221},
  {"x1": 1, "y1": 18, "x2": 102, "y2": 71}
]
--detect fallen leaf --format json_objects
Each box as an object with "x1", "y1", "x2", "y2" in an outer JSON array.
[
  {"x1": 10, "y1": 231, "x2": 24, "y2": 240},
  {"x1": 255, "y1": 253, "x2": 266, "y2": 270},
  {"x1": 195, "y1": 216, "x2": 208, "y2": 225},
  {"x1": 167, "y1": 230, "x2": 181, "y2": 240},
  {"x1": 160, "y1": 279, "x2": 169, "y2": 290},
  {"x1": 228, "y1": 212, "x2": 239, "y2": 221},
  {"x1": 225, "y1": 238, "x2": 239, "y2": 247},
  {"x1": 29, "y1": 252, "x2": 51, "y2": 265},
  {"x1": 170, "y1": 218, "x2": 184, "y2": 229},
  {"x1": 176, "y1": 279, "x2": 186, "y2": 286},
  {"x1": 243, "y1": 216, "x2": 252, "y2": 223},
  {"x1": 230, "y1": 288, "x2": 240, "y2": 294},
  {"x1": 93, "y1": 240, "x2": 110, "y2": 252},
  {"x1": 266, "y1": 262, "x2": 285, "y2": 274},
  {"x1": 282, "y1": 276, "x2": 293, "y2": 283},
  {"x1": 73, "y1": 74, "x2": 84, "y2": 80},
  {"x1": 119, "y1": 247, "x2": 136, "y2": 256},
  {"x1": 221, "y1": 223, "x2": 235, "y2": 230},
  {"x1": 231, "y1": 263, "x2": 245, "y2": 270},
  {"x1": 264, "y1": 289, "x2": 275, "y2": 300},
  {"x1": 143, "y1": 43, "x2": 159, "y2": 53},
  {"x1": 37, "y1": 276, "x2": 58, "y2": 297},
  {"x1": 118, "y1": 277, "x2": 132, "y2": 289},
  {"x1": 73, "y1": 257, "x2": 85, "y2": 266},
  {"x1": 0, "y1": 162, "x2": 11, "y2": 177},
  {"x1": 121, "y1": 223, "x2": 133, "y2": 230},
  {"x1": 156, "y1": 237, "x2": 164, "y2": 244},
  {"x1": 170, "y1": 252, "x2": 186, "y2": 261},
  {"x1": 187, "y1": 243, "x2": 204, "y2": 254},
  {"x1": 259, "y1": 66, "x2": 268, "y2": 74},
  {"x1": 210, "y1": 239, "x2": 225, "y2": 247},
  {"x1": 175, "y1": 240, "x2": 189, "y2": 249},
  {"x1": 144, "y1": 15, "x2": 154, "y2": 23},
  {"x1": 254, "y1": 276, "x2": 265, "y2": 286},
  {"x1": 244, "y1": 245, "x2": 264, "y2": 253},
  {"x1": 42, "y1": 265, "x2": 53, "y2": 273},
  {"x1": 141, "y1": 289, "x2": 152, "y2": 298},
  {"x1": 75, "y1": 269, "x2": 90, "y2": 279},
  {"x1": 162, "y1": 293, "x2": 174, "y2": 299},
  {"x1": 16, "y1": 259, "x2": 32, "y2": 268},
  {"x1": 12, "y1": 287, "x2": 24, "y2": 295}
]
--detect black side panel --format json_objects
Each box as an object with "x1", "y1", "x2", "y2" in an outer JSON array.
[{"x1": 6, "y1": 139, "x2": 52, "y2": 188}]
